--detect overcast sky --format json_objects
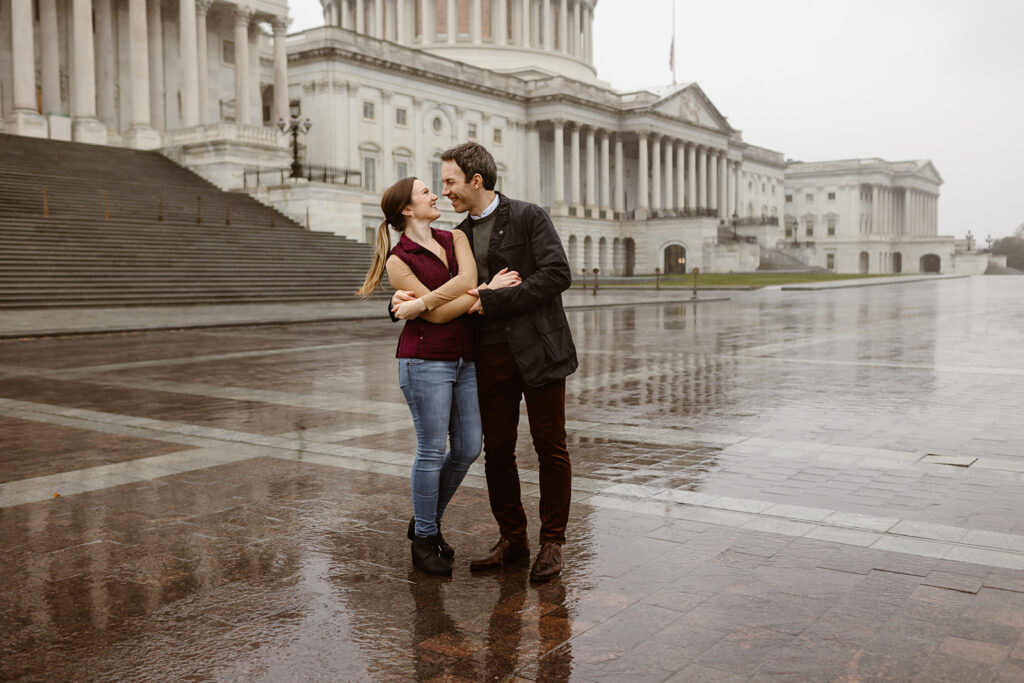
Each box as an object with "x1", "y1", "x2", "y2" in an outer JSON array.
[{"x1": 288, "y1": 0, "x2": 1023, "y2": 241}]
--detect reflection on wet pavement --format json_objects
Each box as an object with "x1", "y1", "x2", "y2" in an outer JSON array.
[{"x1": 2, "y1": 277, "x2": 1024, "y2": 680}]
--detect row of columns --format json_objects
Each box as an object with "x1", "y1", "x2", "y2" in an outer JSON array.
[
  {"x1": 544, "y1": 121, "x2": 744, "y2": 219},
  {"x1": 8, "y1": 0, "x2": 289, "y2": 144},
  {"x1": 327, "y1": 0, "x2": 593, "y2": 60},
  {"x1": 870, "y1": 185, "x2": 938, "y2": 236}
]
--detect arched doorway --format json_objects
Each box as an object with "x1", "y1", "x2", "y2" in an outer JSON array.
[
  {"x1": 623, "y1": 238, "x2": 636, "y2": 276},
  {"x1": 612, "y1": 237, "x2": 622, "y2": 275},
  {"x1": 567, "y1": 235, "x2": 578, "y2": 273},
  {"x1": 859, "y1": 251, "x2": 870, "y2": 274},
  {"x1": 893, "y1": 252, "x2": 902, "y2": 273},
  {"x1": 664, "y1": 244, "x2": 687, "y2": 274},
  {"x1": 920, "y1": 254, "x2": 941, "y2": 273}
]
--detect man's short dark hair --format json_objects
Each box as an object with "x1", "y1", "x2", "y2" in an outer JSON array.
[{"x1": 441, "y1": 142, "x2": 497, "y2": 191}]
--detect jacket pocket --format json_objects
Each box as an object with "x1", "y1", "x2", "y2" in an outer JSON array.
[{"x1": 534, "y1": 316, "x2": 573, "y2": 365}]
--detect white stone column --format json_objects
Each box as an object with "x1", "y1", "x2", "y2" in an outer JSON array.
[
  {"x1": 542, "y1": 0, "x2": 552, "y2": 49},
  {"x1": 675, "y1": 141, "x2": 685, "y2": 211},
  {"x1": 583, "y1": 4, "x2": 592, "y2": 62},
  {"x1": 446, "y1": 0, "x2": 456, "y2": 42},
  {"x1": 527, "y1": 122, "x2": 541, "y2": 204},
  {"x1": 273, "y1": 17, "x2": 290, "y2": 124},
  {"x1": 470, "y1": 0, "x2": 481, "y2": 42},
  {"x1": 94, "y1": 0, "x2": 116, "y2": 129},
  {"x1": 697, "y1": 146, "x2": 707, "y2": 210},
  {"x1": 552, "y1": 119, "x2": 566, "y2": 208},
  {"x1": 40, "y1": 0, "x2": 61, "y2": 115},
  {"x1": 9, "y1": 0, "x2": 47, "y2": 136},
  {"x1": 572, "y1": 0, "x2": 581, "y2": 57},
  {"x1": 520, "y1": 0, "x2": 531, "y2": 46},
  {"x1": 569, "y1": 123, "x2": 581, "y2": 210},
  {"x1": 233, "y1": 7, "x2": 252, "y2": 126},
  {"x1": 71, "y1": 0, "x2": 107, "y2": 141},
  {"x1": 357, "y1": 0, "x2": 366, "y2": 32},
  {"x1": 585, "y1": 126, "x2": 596, "y2": 213},
  {"x1": 870, "y1": 185, "x2": 879, "y2": 233},
  {"x1": 726, "y1": 160, "x2": 735, "y2": 217},
  {"x1": 600, "y1": 131, "x2": 611, "y2": 215},
  {"x1": 373, "y1": 0, "x2": 383, "y2": 37},
  {"x1": 179, "y1": 0, "x2": 200, "y2": 126},
  {"x1": 687, "y1": 143, "x2": 696, "y2": 211},
  {"x1": 613, "y1": 134, "x2": 624, "y2": 214},
  {"x1": 736, "y1": 162, "x2": 744, "y2": 217},
  {"x1": 495, "y1": 0, "x2": 507, "y2": 44},
  {"x1": 420, "y1": 0, "x2": 433, "y2": 42},
  {"x1": 348, "y1": 82, "x2": 360, "y2": 170},
  {"x1": 147, "y1": 0, "x2": 165, "y2": 130},
  {"x1": 718, "y1": 152, "x2": 727, "y2": 218},
  {"x1": 664, "y1": 139, "x2": 674, "y2": 211},
  {"x1": 650, "y1": 135, "x2": 662, "y2": 211},
  {"x1": 341, "y1": 0, "x2": 352, "y2": 29},
  {"x1": 196, "y1": 0, "x2": 213, "y2": 124},
  {"x1": 637, "y1": 132, "x2": 649, "y2": 212},
  {"x1": 558, "y1": 0, "x2": 568, "y2": 52},
  {"x1": 126, "y1": 0, "x2": 161, "y2": 148}
]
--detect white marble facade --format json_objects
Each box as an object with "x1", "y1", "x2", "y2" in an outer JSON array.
[
  {"x1": 784, "y1": 159, "x2": 951, "y2": 274},
  {"x1": 287, "y1": 11, "x2": 787, "y2": 275},
  {"x1": 0, "y1": 0, "x2": 290, "y2": 148}
]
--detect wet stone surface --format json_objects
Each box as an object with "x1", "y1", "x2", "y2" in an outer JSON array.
[{"x1": 1, "y1": 276, "x2": 1024, "y2": 680}]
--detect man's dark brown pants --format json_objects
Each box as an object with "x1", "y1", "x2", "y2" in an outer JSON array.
[{"x1": 475, "y1": 343, "x2": 571, "y2": 545}]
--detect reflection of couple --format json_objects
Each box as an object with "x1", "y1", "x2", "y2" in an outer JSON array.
[{"x1": 358, "y1": 142, "x2": 577, "y2": 581}]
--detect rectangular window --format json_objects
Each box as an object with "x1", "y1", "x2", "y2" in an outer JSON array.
[
  {"x1": 395, "y1": 161, "x2": 408, "y2": 179},
  {"x1": 785, "y1": 194, "x2": 793, "y2": 203},
  {"x1": 805, "y1": 193, "x2": 814, "y2": 202},
  {"x1": 827, "y1": 218, "x2": 836, "y2": 236},
  {"x1": 395, "y1": 108, "x2": 407, "y2": 126},
  {"x1": 363, "y1": 101, "x2": 375, "y2": 120},
  {"x1": 363, "y1": 157, "x2": 376, "y2": 191},
  {"x1": 493, "y1": 128, "x2": 503, "y2": 144},
  {"x1": 785, "y1": 227, "x2": 793, "y2": 238},
  {"x1": 223, "y1": 40, "x2": 235, "y2": 65},
  {"x1": 805, "y1": 219, "x2": 814, "y2": 237},
  {"x1": 827, "y1": 191, "x2": 836, "y2": 200},
  {"x1": 468, "y1": 123, "x2": 477, "y2": 138},
  {"x1": 827, "y1": 253, "x2": 835, "y2": 270}
]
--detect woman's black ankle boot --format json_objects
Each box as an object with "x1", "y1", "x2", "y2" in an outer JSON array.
[
  {"x1": 411, "y1": 536, "x2": 452, "y2": 576},
  {"x1": 409, "y1": 518, "x2": 454, "y2": 559}
]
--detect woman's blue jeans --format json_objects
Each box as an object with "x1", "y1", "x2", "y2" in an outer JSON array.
[{"x1": 399, "y1": 357, "x2": 482, "y2": 538}]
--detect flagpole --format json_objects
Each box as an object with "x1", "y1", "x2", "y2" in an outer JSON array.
[{"x1": 671, "y1": 0, "x2": 677, "y2": 84}]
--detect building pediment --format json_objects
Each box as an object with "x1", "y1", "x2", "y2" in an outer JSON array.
[
  {"x1": 647, "y1": 83, "x2": 734, "y2": 133},
  {"x1": 915, "y1": 160, "x2": 943, "y2": 185}
]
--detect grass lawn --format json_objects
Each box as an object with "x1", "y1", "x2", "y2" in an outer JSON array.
[{"x1": 602, "y1": 272, "x2": 904, "y2": 288}]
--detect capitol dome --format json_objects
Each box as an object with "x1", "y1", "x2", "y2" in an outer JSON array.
[{"x1": 319, "y1": 0, "x2": 599, "y2": 83}]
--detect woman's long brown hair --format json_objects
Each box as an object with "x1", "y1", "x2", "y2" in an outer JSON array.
[{"x1": 356, "y1": 177, "x2": 416, "y2": 298}]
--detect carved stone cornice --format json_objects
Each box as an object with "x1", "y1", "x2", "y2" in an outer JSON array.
[{"x1": 234, "y1": 5, "x2": 255, "y2": 26}]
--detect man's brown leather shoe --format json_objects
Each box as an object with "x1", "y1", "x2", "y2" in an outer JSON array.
[
  {"x1": 529, "y1": 542, "x2": 562, "y2": 582},
  {"x1": 469, "y1": 537, "x2": 530, "y2": 571}
]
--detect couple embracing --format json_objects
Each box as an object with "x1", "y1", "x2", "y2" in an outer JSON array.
[{"x1": 358, "y1": 142, "x2": 577, "y2": 581}]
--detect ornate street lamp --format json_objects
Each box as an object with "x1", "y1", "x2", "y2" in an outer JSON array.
[{"x1": 278, "y1": 103, "x2": 312, "y2": 179}]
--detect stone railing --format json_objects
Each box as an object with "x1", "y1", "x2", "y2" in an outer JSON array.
[{"x1": 162, "y1": 123, "x2": 285, "y2": 148}]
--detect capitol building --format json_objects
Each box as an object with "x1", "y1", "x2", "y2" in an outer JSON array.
[{"x1": 1, "y1": 0, "x2": 971, "y2": 275}]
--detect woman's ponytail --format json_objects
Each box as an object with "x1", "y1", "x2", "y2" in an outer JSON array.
[{"x1": 356, "y1": 220, "x2": 392, "y2": 298}]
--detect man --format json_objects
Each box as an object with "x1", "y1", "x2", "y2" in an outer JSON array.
[{"x1": 395, "y1": 142, "x2": 577, "y2": 581}]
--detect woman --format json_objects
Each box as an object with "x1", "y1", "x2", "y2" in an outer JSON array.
[{"x1": 357, "y1": 177, "x2": 519, "y2": 575}]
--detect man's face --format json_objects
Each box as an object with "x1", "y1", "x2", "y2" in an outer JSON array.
[{"x1": 441, "y1": 160, "x2": 479, "y2": 214}]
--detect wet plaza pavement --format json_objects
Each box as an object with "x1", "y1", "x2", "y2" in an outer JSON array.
[{"x1": 2, "y1": 275, "x2": 1024, "y2": 681}]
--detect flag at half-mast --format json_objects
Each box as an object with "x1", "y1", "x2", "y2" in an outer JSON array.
[{"x1": 669, "y1": 0, "x2": 677, "y2": 83}]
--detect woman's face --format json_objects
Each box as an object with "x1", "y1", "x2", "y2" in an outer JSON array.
[{"x1": 404, "y1": 179, "x2": 440, "y2": 222}]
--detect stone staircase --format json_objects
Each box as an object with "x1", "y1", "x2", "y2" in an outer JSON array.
[{"x1": 0, "y1": 133, "x2": 376, "y2": 308}]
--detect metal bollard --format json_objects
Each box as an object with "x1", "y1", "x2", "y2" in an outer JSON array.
[
  {"x1": 654, "y1": 267, "x2": 661, "y2": 290},
  {"x1": 581, "y1": 268, "x2": 587, "y2": 290},
  {"x1": 692, "y1": 267, "x2": 699, "y2": 299},
  {"x1": 592, "y1": 267, "x2": 599, "y2": 295}
]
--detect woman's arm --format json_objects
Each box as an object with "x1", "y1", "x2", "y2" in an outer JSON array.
[
  {"x1": 386, "y1": 255, "x2": 476, "y2": 323},
  {"x1": 417, "y1": 230, "x2": 478, "y2": 311}
]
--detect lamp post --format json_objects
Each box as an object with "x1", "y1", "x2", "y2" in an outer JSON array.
[
  {"x1": 731, "y1": 212, "x2": 739, "y2": 242},
  {"x1": 278, "y1": 103, "x2": 312, "y2": 179}
]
